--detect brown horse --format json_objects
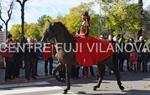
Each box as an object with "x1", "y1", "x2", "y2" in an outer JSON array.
[{"x1": 42, "y1": 22, "x2": 124, "y2": 94}]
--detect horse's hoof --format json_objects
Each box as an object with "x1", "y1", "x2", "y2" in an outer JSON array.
[
  {"x1": 120, "y1": 86, "x2": 125, "y2": 91},
  {"x1": 63, "y1": 90, "x2": 68, "y2": 94},
  {"x1": 93, "y1": 86, "x2": 98, "y2": 91}
]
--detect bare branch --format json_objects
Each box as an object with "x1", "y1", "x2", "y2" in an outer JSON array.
[
  {"x1": 16, "y1": 0, "x2": 22, "y2": 5},
  {"x1": 23, "y1": 0, "x2": 28, "y2": 4},
  {"x1": 6, "y1": 2, "x2": 13, "y2": 24},
  {"x1": 8, "y1": 2, "x2": 13, "y2": 16},
  {"x1": 0, "y1": 2, "x2": 6, "y2": 24},
  {"x1": 0, "y1": 1, "x2": 14, "y2": 34},
  {"x1": 0, "y1": 17, "x2": 6, "y2": 24},
  {"x1": 16, "y1": 0, "x2": 28, "y2": 5}
]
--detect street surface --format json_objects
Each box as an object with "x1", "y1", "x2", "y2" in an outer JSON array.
[{"x1": 0, "y1": 60, "x2": 149, "y2": 95}]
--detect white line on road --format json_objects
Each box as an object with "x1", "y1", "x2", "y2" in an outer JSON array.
[
  {"x1": 46, "y1": 92, "x2": 79, "y2": 95},
  {"x1": 0, "y1": 81, "x2": 50, "y2": 89},
  {"x1": 0, "y1": 86, "x2": 63, "y2": 95}
]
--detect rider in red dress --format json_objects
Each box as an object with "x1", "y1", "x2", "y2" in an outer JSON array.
[
  {"x1": 78, "y1": 11, "x2": 95, "y2": 78},
  {"x1": 79, "y1": 11, "x2": 90, "y2": 36}
]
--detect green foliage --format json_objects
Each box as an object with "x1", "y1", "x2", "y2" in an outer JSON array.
[
  {"x1": 10, "y1": 24, "x2": 21, "y2": 40},
  {"x1": 65, "y1": 2, "x2": 95, "y2": 33},
  {"x1": 103, "y1": 1, "x2": 141, "y2": 36},
  {"x1": 65, "y1": 13, "x2": 81, "y2": 32},
  {"x1": 90, "y1": 14, "x2": 101, "y2": 36},
  {"x1": 143, "y1": 9, "x2": 150, "y2": 40},
  {"x1": 38, "y1": 15, "x2": 47, "y2": 26},
  {"x1": 37, "y1": 15, "x2": 53, "y2": 29},
  {"x1": 10, "y1": 1, "x2": 145, "y2": 40},
  {"x1": 10, "y1": 23, "x2": 29, "y2": 41},
  {"x1": 25, "y1": 23, "x2": 42, "y2": 41}
]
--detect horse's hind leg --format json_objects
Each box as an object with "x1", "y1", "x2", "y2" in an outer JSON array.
[
  {"x1": 53, "y1": 64, "x2": 65, "y2": 83},
  {"x1": 107, "y1": 57, "x2": 124, "y2": 91},
  {"x1": 93, "y1": 64, "x2": 105, "y2": 91},
  {"x1": 63, "y1": 64, "x2": 71, "y2": 94},
  {"x1": 113, "y1": 67, "x2": 124, "y2": 90}
]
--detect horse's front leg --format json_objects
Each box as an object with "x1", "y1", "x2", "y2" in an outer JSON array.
[{"x1": 63, "y1": 64, "x2": 71, "y2": 94}]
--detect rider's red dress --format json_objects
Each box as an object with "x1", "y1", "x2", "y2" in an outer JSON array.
[{"x1": 75, "y1": 36, "x2": 113, "y2": 67}]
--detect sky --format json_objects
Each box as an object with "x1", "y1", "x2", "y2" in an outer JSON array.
[{"x1": 0, "y1": 0, "x2": 150, "y2": 30}]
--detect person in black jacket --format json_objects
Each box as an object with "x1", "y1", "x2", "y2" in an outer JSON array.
[
  {"x1": 24, "y1": 37, "x2": 37, "y2": 80},
  {"x1": 19, "y1": 34, "x2": 27, "y2": 69},
  {"x1": 118, "y1": 34, "x2": 126, "y2": 72},
  {"x1": 136, "y1": 36, "x2": 145, "y2": 72},
  {"x1": 13, "y1": 49, "x2": 21, "y2": 78}
]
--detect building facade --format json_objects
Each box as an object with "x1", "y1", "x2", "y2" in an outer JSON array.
[{"x1": 0, "y1": 31, "x2": 6, "y2": 68}]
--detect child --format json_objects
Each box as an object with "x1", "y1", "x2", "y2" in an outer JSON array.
[{"x1": 130, "y1": 49, "x2": 138, "y2": 71}]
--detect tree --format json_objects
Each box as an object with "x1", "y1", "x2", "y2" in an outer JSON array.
[
  {"x1": 95, "y1": 0, "x2": 142, "y2": 38},
  {"x1": 10, "y1": 24, "x2": 21, "y2": 40},
  {"x1": 142, "y1": 8, "x2": 150, "y2": 40},
  {"x1": 137, "y1": 0, "x2": 143, "y2": 39},
  {"x1": 65, "y1": 2, "x2": 96, "y2": 34},
  {"x1": 11, "y1": 23, "x2": 28, "y2": 41},
  {"x1": 95, "y1": 0, "x2": 113, "y2": 34},
  {"x1": 55, "y1": 15, "x2": 66, "y2": 24},
  {"x1": 26, "y1": 23, "x2": 42, "y2": 41},
  {"x1": 38, "y1": 15, "x2": 48, "y2": 26},
  {"x1": 37, "y1": 15, "x2": 54, "y2": 34},
  {"x1": 90, "y1": 14, "x2": 102, "y2": 36},
  {"x1": 16, "y1": 0, "x2": 28, "y2": 35},
  {"x1": 0, "y1": 1, "x2": 13, "y2": 36}
]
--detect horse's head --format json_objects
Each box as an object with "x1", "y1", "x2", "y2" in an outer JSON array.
[
  {"x1": 42, "y1": 22, "x2": 68, "y2": 42},
  {"x1": 42, "y1": 23, "x2": 55, "y2": 42}
]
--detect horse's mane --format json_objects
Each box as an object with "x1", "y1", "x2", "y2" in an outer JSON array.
[
  {"x1": 55, "y1": 22, "x2": 75, "y2": 39},
  {"x1": 55, "y1": 22, "x2": 71, "y2": 34}
]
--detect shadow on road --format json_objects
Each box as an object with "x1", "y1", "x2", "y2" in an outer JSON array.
[
  {"x1": 76, "y1": 89, "x2": 150, "y2": 95},
  {"x1": 101, "y1": 72, "x2": 150, "y2": 81}
]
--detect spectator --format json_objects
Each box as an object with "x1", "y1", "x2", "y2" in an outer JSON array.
[
  {"x1": 118, "y1": 34, "x2": 125, "y2": 72},
  {"x1": 130, "y1": 49, "x2": 138, "y2": 71},
  {"x1": 82, "y1": 66, "x2": 95, "y2": 78},
  {"x1": 19, "y1": 34, "x2": 27, "y2": 69},
  {"x1": 43, "y1": 41, "x2": 56, "y2": 76},
  {"x1": 71, "y1": 65, "x2": 80, "y2": 79},
  {"x1": 13, "y1": 39, "x2": 21, "y2": 79},
  {"x1": 24, "y1": 37, "x2": 37, "y2": 80},
  {"x1": 107, "y1": 34, "x2": 114, "y2": 75},
  {"x1": 4, "y1": 34, "x2": 15, "y2": 81},
  {"x1": 99, "y1": 35, "x2": 104, "y2": 39},
  {"x1": 125, "y1": 38, "x2": 134, "y2": 71},
  {"x1": 33, "y1": 39, "x2": 39, "y2": 76},
  {"x1": 142, "y1": 48, "x2": 149, "y2": 72},
  {"x1": 136, "y1": 36, "x2": 145, "y2": 71}
]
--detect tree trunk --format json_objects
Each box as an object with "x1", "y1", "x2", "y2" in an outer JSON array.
[
  {"x1": 5, "y1": 23, "x2": 8, "y2": 37},
  {"x1": 21, "y1": 5, "x2": 25, "y2": 35},
  {"x1": 137, "y1": 0, "x2": 143, "y2": 39}
]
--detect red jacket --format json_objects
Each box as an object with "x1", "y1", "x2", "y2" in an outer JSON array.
[
  {"x1": 0, "y1": 39, "x2": 15, "y2": 58},
  {"x1": 43, "y1": 44, "x2": 56, "y2": 61}
]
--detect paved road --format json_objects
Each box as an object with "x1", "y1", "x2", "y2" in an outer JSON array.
[
  {"x1": 0, "y1": 72, "x2": 149, "y2": 95},
  {"x1": 0, "y1": 60, "x2": 150, "y2": 95}
]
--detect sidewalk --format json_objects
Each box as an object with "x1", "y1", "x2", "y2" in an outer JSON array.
[{"x1": 0, "y1": 60, "x2": 54, "y2": 84}]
